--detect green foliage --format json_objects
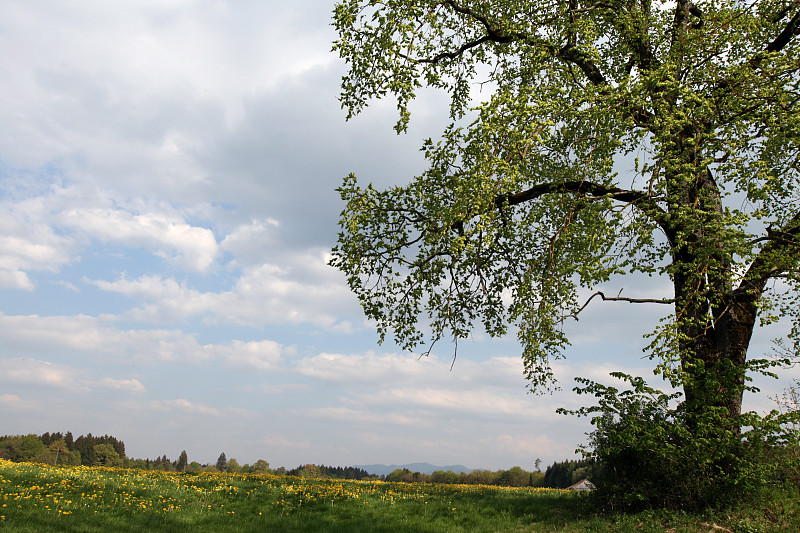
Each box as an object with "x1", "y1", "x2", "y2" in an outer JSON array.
[
  {"x1": 93, "y1": 444, "x2": 123, "y2": 467},
  {"x1": 250, "y1": 459, "x2": 271, "y2": 474},
  {"x1": 0, "y1": 432, "x2": 124, "y2": 467},
  {"x1": 287, "y1": 464, "x2": 371, "y2": 480},
  {"x1": 496, "y1": 466, "x2": 530, "y2": 487},
  {"x1": 542, "y1": 459, "x2": 595, "y2": 489},
  {"x1": 561, "y1": 372, "x2": 800, "y2": 511},
  {"x1": 331, "y1": 0, "x2": 800, "y2": 511},
  {"x1": 331, "y1": 0, "x2": 800, "y2": 401},
  {"x1": 226, "y1": 458, "x2": 242, "y2": 473}
]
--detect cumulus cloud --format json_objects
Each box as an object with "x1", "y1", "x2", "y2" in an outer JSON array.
[
  {"x1": 99, "y1": 377, "x2": 146, "y2": 394},
  {"x1": 296, "y1": 351, "x2": 438, "y2": 383},
  {"x1": 0, "y1": 188, "x2": 79, "y2": 289},
  {"x1": 220, "y1": 218, "x2": 281, "y2": 267},
  {"x1": 0, "y1": 358, "x2": 87, "y2": 392},
  {"x1": 302, "y1": 406, "x2": 426, "y2": 427},
  {"x1": 150, "y1": 398, "x2": 221, "y2": 416},
  {"x1": 61, "y1": 206, "x2": 219, "y2": 272},
  {"x1": 0, "y1": 358, "x2": 151, "y2": 397},
  {"x1": 148, "y1": 398, "x2": 257, "y2": 418},
  {"x1": 496, "y1": 434, "x2": 562, "y2": 458},
  {"x1": 213, "y1": 340, "x2": 287, "y2": 371},
  {"x1": 0, "y1": 394, "x2": 24, "y2": 407},
  {"x1": 84, "y1": 248, "x2": 361, "y2": 330},
  {"x1": 0, "y1": 268, "x2": 35, "y2": 291},
  {"x1": 295, "y1": 350, "x2": 532, "y2": 392},
  {"x1": 350, "y1": 388, "x2": 554, "y2": 420},
  {"x1": 0, "y1": 313, "x2": 291, "y2": 371},
  {"x1": 256, "y1": 383, "x2": 312, "y2": 395}
]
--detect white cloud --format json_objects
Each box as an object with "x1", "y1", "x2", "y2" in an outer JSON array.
[
  {"x1": 0, "y1": 313, "x2": 290, "y2": 371},
  {"x1": 0, "y1": 358, "x2": 149, "y2": 397},
  {"x1": 0, "y1": 394, "x2": 24, "y2": 407},
  {"x1": 0, "y1": 191, "x2": 79, "y2": 289},
  {"x1": 302, "y1": 406, "x2": 427, "y2": 427},
  {"x1": 213, "y1": 340, "x2": 286, "y2": 371},
  {"x1": 150, "y1": 398, "x2": 220, "y2": 416},
  {"x1": 296, "y1": 351, "x2": 438, "y2": 383},
  {"x1": 0, "y1": 268, "x2": 35, "y2": 291},
  {"x1": 220, "y1": 218, "x2": 281, "y2": 267},
  {"x1": 295, "y1": 350, "x2": 533, "y2": 393},
  {"x1": 99, "y1": 377, "x2": 146, "y2": 394},
  {"x1": 350, "y1": 387, "x2": 554, "y2": 420},
  {"x1": 148, "y1": 398, "x2": 257, "y2": 418},
  {"x1": 61, "y1": 206, "x2": 218, "y2": 272},
  {"x1": 85, "y1": 248, "x2": 361, "y2": 330},
  {"x1": 495, "y1": 434, "x2": 564, "y2": 459},
  {"x1": 0, "y1": 358, "x2": 87, "y2": 392},
  {"x1": 256, "y1": 383, "x2": 312, "y2": 394}
]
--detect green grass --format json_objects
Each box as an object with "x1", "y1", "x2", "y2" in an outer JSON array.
[{"x1": 1, "y1": 459, "x2": 797, "y2": 532}]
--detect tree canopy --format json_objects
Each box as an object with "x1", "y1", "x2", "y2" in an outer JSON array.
[{"x1": 331, "y1": 0, "x2": 800, "y2": 421}]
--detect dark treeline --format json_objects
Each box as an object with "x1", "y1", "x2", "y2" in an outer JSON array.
[
  {"x1": 0, "y1": 432, "x2": 125, "y2": 467},
  {"x1": 0, "y1": 432, "x2": 593, "y2": 488},
  {"x1": 286, "y1": 464, "x2": 375, "y2": 480}
]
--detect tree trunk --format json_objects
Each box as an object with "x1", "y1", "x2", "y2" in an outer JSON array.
[
  {"x1": 675, "y1": 276, "x2": 759, "y2": 426},
  {"x1": 668, "y1": 136, "x2": 758, "y2": 425}
]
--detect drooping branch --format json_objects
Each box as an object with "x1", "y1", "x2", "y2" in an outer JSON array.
[
  {"x1": 414, "y1": 1, "x2": 514, "y2": 64},
  {"x1": 563, "y1": 290, "x2": 675, "y2": 321},
  {"x1": 440, "y1": 0, "x2": 509, "y2": 40},
  {"x1": 415, "y1": 0, "x2": 610, "y2": 87},
  {"x1": 414, "y1": 36, "x2": 492, "y2": 63},
  {"x1": 406, "y1": 2, "x2": 663, "y2": 128}
]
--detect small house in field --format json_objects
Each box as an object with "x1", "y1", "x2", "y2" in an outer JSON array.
[{"x1": 566, "y1": 479, "x2": 595, "y2": 491}]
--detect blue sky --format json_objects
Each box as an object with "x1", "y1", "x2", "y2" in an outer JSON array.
[{"x1": 1, "y1": 1, "x2": 797, "y2": 471}]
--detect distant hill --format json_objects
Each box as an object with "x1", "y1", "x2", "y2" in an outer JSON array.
[{"x1": 354, "y1": 463, "x2": 474, "y2": 476}]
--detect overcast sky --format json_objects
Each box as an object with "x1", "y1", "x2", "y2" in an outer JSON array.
[{"x1": 1, "y1": 1, "x2": 797, "y2": 471}]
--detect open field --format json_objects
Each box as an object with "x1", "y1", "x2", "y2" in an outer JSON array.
[{"x1": 1, "y1": 459, "x2": 797, "y2": 532}]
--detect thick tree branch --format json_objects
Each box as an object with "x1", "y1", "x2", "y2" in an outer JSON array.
[
  {"x1": 411, "y1": 1, "x2": 656, "y2": 126},
  {"x1": 496, "y1": 180, "x2": 670, "y2": 237},
  {"x1": 440, "y1": 0, "x2": 506, "y2": 39},
  {"x1": 414, "y1": 0, "x2": 514, "y2": 64},
  {"x1": 737, "y1": 209, "x2": 800, "y2": 301},
  {"x1": 766, "y1": 8, "x2": 800, "y2": 53},
  {"x1": 715, "y1": 8, "x2": 800, "y2": 97},
  {"x1": 418, "y1": 0, "x2": 609, "y2": 86},
  {"x1": 557, "y1": 44, "x2": 608, "y2": 86}
]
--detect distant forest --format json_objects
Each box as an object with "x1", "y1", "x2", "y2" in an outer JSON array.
[{"x1": 0, "y1": 432, "x2": 592, "y2": 489}]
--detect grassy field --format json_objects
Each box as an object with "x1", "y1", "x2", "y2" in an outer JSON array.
[{"x1": 1, "y1": 459, "x2": 797, "y2": 532}]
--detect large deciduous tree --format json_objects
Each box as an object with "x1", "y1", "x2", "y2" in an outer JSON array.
[{"x1": 330, "y1": 0, "x2": 800, "y2": 424}]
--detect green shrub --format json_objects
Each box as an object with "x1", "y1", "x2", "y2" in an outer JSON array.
[{"x1": 561, "y1": 373, "x2": 800, "y2": 512}]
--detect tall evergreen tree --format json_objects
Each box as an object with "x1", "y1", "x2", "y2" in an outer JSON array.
[
  {"x1": 216, "y1": 452, "x2": 227, "y2": 473},
  {"x1": 177, "y1": 450, "x2": 188, "y2": 473}
]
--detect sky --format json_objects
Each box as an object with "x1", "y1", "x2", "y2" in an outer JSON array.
[{"x1": 1, "y1": 1, "x2": 797, "y2": 471}]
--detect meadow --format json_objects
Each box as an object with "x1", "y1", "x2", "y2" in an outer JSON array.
[{"x1": 1, "y1": 459, "x2": 797, "y2": 532}]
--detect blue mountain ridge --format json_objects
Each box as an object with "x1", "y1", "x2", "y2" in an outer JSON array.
[{"x1": 354, "y1": 463, "x2": 474, "y2": 476}]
